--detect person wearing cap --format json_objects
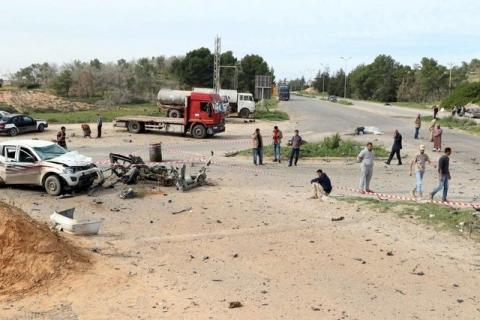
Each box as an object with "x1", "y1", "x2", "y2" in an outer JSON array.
[{"x1": 409, "y1": 144, "x2": 435, "y2": 200}]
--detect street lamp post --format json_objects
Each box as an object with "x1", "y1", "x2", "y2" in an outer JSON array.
[{"x1": 340, "y1": 56, "x2": 351, "y2": 99}]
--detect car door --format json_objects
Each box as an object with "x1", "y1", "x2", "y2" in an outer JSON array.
[
  {"x1": 21, "y1": 116, "x2": 37, "y2": 133},
  {"x1": 4, "y1": 146, "x2": 41, "y2": 185},
  {"x1": 1, "y1": 145, "x2": 19, "y2": 184}
]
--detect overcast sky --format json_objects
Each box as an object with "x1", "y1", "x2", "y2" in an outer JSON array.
[{"x1": 1, "y1": 0, "x2": 479, "y2": 80}]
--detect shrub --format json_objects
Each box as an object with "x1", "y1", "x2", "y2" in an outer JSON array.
[{"x1": 441, "y1": 82, "x2": 480, "y2": 109}]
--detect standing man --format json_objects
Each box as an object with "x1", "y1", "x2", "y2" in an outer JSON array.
[
  {"x1": 409, "y1": 145, "x2": 435, "y2": 200},
  {"x1": 433, "y1": 105, "x2": 439, "y2": 119},
  {"x1": 357, "y1": 142, "x2": 375, "y2": 193},
  {"x1": 386, "y1": 130, "x2": 402, "y2": 165},
  {"x1": 272, "y1": 126, "x2": 283, "y2": 163},
  {"x1": 310, "y1": 169, "x2": 332, "y2": 199},
  {"x1": 414, "y1": 114, "x2": 421, "y2": 139},
  {"x1": 430, "y1": 147, "x2": 452, "y2": 202},
  {"x1": 251, "y1": 128, "x2": 263, "y2": 165},
  {"x1": 288, "y1": 130, "x2": 303, "y2": 167},
  {"x1": 56, "y1": 126, "x2": 67, "y2": 149},
  {"x1": 96, "y1": 113, "x2": 103, "y2": 138}
]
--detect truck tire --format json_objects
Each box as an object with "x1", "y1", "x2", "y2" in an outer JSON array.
[
  {"x1": 37, "y1": 124, "x2": 45, "y2": 132},
  {"x1": 128, "y1": 121, "x2": 143, "y2": 133},
  {"x1": 191, "y1": 124, "x2": 207, "y2": 139},
  {"x1": 168, "y1": 109, "x2": 182, "y2": 118},
  {"x1": 44, "y1": 175, "x2": 63, "y2": 196},
  {"x1": 239, "y1": 108, "x2": 250, "y2": 118},
  {"x1": 9, "y1": 127, "x2": 18, "y2": 136}
]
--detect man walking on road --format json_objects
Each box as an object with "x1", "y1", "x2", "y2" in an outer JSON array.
[
  {"x1": 357, "y1": 142, "x2": 375, "y2": 193},
  {"x1": 252, "y1": 128, "x2": 264, "y2": 165},
  {"x1": 272, "y1": 126, "x2": 283, "y2": 163},
  {"x1": 288, "y1": 130, "x2": 303, "y2": 167},
  {"x1": 96, "y1": 113, "x2": 103, "y2": 138},
  {"x1": 386, "y1": 130, "x2": 402, "y2": 165},
  {"x1": 430, "y1": 147, "x2": 452, "y2": 202},
  {"x1": 409, "y1": 145, "x2": 435, "y2": 200},
  {"x1": 310, "y1": 169, "x2": 332, "y2": 199},
  {"x1": 414, "y1": 114, "x2": 421, "y2": 139}
]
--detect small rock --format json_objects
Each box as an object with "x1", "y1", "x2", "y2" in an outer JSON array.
[
  {"x1": 311, "y1": 307, "x2": 321, "y2": 311},
  {"x1": 387, "y1": 251, "x2": 394, "y2": 256},
  {"x1": 233, "y1": 253, "x2": 239, "y2": 258},
  {"x1": 457, "y1": 299, "x2": 464, "y2": 303},
  {"x1": 228, "y1": 301, "x2": 242, "y2": 309}
]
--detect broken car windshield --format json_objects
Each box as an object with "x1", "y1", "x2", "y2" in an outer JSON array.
[{"x1": 33, "y1": 144, "x2": 67, "y2": 160}]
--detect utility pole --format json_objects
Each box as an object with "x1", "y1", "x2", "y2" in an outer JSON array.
[
  {"x1": 340, "y1": 56, "x2": 351, "y2": 99},
  {"x1": 319, "y1": 63, "x2": 328, "y2": 93},
  {"x1": 447, "y1": 62, "x2": 454, "y2": 94},
  {"x1": 213, "y1": 36, "x2": 221, "y2": 93}
]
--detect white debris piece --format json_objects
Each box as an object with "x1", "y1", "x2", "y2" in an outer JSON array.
[{"x1": 50, "y1": 208, "x2": 103, "y2": 235}]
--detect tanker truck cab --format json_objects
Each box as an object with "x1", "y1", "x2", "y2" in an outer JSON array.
[
  {"x1": 238, "y1": 93, "x2": 255, "y2": 118},
  {"x1": 186, "y1": 92, "x2": 226, "y2": 139}
]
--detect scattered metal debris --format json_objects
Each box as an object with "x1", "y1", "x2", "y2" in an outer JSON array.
[
  {"x1": 119, "y1": 188, "x2": 136, "y2": 199},
  {"x1": 170, "y1": 207, "x2": 192, "y2": 215}
]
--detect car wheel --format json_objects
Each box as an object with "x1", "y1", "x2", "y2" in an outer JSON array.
[
  {"x1": 191, "y1": 124, "x2": 207, "y2": 139},
  {"x1": 8, "y1": 127, "x2": 18, "y2": 136},
  {"x1": 44, "y1": 175, "x2": 63, "y2": 196},
  {"x1": 37, "y1": 124, "x2": 45, "y2": 132},
  {"x1": 127, "y1": 121, "x2": 143, "y2": 133},
  {"x1": 239, "y1": 108, "x2": 250, "y2": 118}
]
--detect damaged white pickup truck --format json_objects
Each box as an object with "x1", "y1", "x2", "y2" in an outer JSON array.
[{"x1": 0, "y1": 140, "x2": 103, "y2": 196}]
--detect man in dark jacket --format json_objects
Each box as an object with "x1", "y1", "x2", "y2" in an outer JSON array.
[
  {"x1": 310, "y1": 169, "x2": 332, "y2": 199},
  {"x1": 430, "y1": 147, "x2": 452, "y2": 202},
  {"x1": 386, "y1": 130, "x2": 403, "y2": 165}
]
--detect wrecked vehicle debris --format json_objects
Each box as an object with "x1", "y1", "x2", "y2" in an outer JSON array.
[
  {"x1": 119, "y1": 188, "x2": 136, "y2": 199},
  {"x1": 103, "y1": 152, "x2": 214, "y2": 192},
  {"x1": 50, "y1": 208, "x2": 103, "y2": 235}
]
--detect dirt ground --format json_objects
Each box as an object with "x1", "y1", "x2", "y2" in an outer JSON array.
[{"x1": 1, "y1": 114, "x2": 480, "y2": 319}]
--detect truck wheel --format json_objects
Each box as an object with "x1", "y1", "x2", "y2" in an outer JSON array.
[
  {"x1": 239, "y1": 108, "x2": 250, "y2": 118},
  {"x1": 191, "y1": 124, "x2": 207, "y2": 139},
  {"x1": 37, "y1": 124, "x2": 45, "y2": 132},
  {"x1": 168, "y1": 109, "x2": 182, "y2": 118},
  {"x1": 44, "y1": 175, "x2": 63, "y2": 196},
  {"x1": 128, "y1": 121, "x2": 143, "y2": 133},
  {"x1": 9, "y1": 127, "x2": 18, "y2": 136}
]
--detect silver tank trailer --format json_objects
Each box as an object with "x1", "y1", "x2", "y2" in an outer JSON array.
[{"x1": 157, "y1": 89, "x2": 190, "y2": 106}]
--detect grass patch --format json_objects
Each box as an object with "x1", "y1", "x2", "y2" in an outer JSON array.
[
  {"x1": 422, "y1": 115, "x2": 480, "y2": 135},
  {"x1": 338, "y1": 99, "x2": 353, "y2": 105},
  {"x1": 343, "y1": 197, "x2": 479, "y2": 239},
  {"x1": 239, "y1": 133, "x2": 389, "y2": 158},
  {"x1": 30, "y1": 103, "x2": 164, "y2": 123},
  {"x1": 255, "y1": 99, "x2": 289, "y2": 121}
]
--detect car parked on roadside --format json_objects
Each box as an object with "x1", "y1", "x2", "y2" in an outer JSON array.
[
  {"x1": 0, "y1": 114, "x2": 48, "y2": 136},
  {"x1": 0, "y1": 110, "x2": 12, "y2": 118},
  {"x1": 0, "y1": 140, "x2": 103, "y2": 196},
  {"x1": 465, "y1": 107, "x2": 480, "y2": 119},
  {"x1": 327, "y1": 95, "x2": 337, "y2": 102}
]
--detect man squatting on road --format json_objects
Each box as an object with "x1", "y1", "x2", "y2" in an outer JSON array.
[
  {"x1": 357, "y1": 142, "x2": 375, "y2": 193},
  {"x1": 310, "y1": 169, "x2": 332, "y2": 200}
]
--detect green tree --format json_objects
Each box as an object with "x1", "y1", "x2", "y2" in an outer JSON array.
[
  {"x1": 175, "y1": 47, "x2": 213, "y2": 88},
  {"x1": 220, "y1": 50, "x2": 238, "y2": 89},
  {"x1": 238, "y1": 54, "x2": 271, "y2": 93},
  {"x1": 51, "y1": 69, "x2": 73, "y2": 96}
]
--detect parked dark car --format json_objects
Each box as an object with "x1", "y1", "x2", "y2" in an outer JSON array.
[
  {"x1": 0, "y1": 114, "x2": 48, "y2": 136},
  {"x1": 327, "y1": 95, "x2": 337, "y2": 102}
]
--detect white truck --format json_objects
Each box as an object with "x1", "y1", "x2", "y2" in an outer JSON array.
[{"x1": 193, "y1": 88, "x2": 255, "y2": 118}]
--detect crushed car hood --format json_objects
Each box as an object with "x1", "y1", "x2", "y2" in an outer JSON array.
[{"x1": 48, "y1": 151, "x2": 93, "y2": 167}]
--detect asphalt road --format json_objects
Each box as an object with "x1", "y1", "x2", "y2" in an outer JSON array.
[{"x1": 282, "y1": 95, "x2": 480, "y2": 162}]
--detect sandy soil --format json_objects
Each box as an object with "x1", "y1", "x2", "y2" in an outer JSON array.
[{"x1": 0, "y1": 115, "x2": 480, "y2": 319}]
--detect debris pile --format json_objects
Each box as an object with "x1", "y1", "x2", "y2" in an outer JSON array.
[{"x1": 0, "y1": 203, "x2": 89, "y2": 297}]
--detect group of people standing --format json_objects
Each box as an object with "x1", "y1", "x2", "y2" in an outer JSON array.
[
  {"x1": 251, "y1": 127, "x2": 303, "y2": 167},
  {"x1": 415, "y1": 113, "x2": 443, "y2": 152}
]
